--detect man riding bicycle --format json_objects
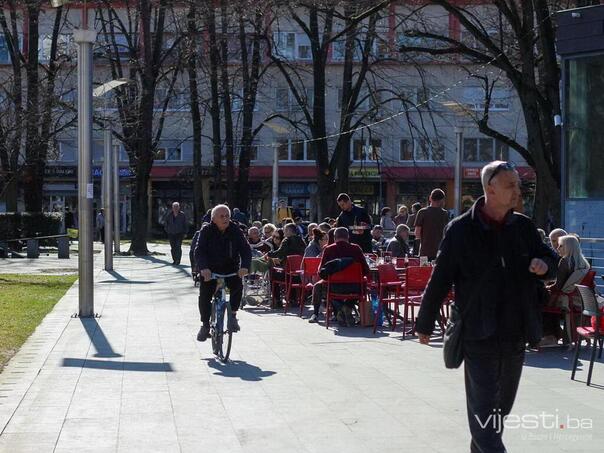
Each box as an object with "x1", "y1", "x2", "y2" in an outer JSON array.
[{"x1": 194, "y1": 205, "x2": 252, "y2": 342}]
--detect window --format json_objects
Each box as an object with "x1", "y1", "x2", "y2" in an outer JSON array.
[
  {"x1": 463, "y1": 138, "x2": 509, "y2": 162},
  {"x1": 275, "y1": 138, "x2": 313, "y2": 161},
  {"x1": 352, "y1": 138, "x2": 382, "y2": 161},
  {"x1": 119, "y1": 145, "x2": 129, "y2": 162},
  {"x1": 275, "y1": 88, "x2": 290, "y2": 111},
  {"x1": 463, "y1": 87, "x2": 510, "y2": 111},
  {"x1": 96, "y1": 33, "x2": 132, "y2": 60},
  {"x1": 50, "y1": 141, "x2": 76, "y2": 162},
  {"x1": 566, "y1": 54, "x2": 604, "y2": 198},
  {"x1": 297, "y1": 33, "x2": 311, "y2": 60},
  {"x1": 93, "y1": 141, "x2": 104, "y2": 162},
  {"x1": 156, "y1": 146, "x2": 182, "y2": 162},
  {"x1": 399, "y1": 138, "x2": 445, "y2": 161},
  {"x1": 0, "y1": 34, "x2": 9, "y2": 63},
  {"x1": 338, "y1": 87, "x2": 370, "y2": 111},
  {"x1": 275, "y1": 88, "x2": 301, "y2": 112},
  {"x1": 399, "y1": 139, "x2": 413, "y2": 161},
  {"x1": 39, "y1": 34, "x2": 75, "y2": 61},
  {"x1": 273, "y1": 32, "x2": 295, "y2": 60}
]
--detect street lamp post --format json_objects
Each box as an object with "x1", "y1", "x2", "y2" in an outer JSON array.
[
  {"x1": 454, "y1": 127, "x2": 464, "y2": 217},
  {"x1": 93, "y1": 79, "x2": 129, "y2": 269},
  {"x1": 102, "y1": 127, "x2": 113, "y2": 270},
  {"x1": 72, "y1": 4, "x2": 96, "y2": 318}
]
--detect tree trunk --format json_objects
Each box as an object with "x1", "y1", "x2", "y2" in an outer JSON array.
[
  {"x1": 206, "y1": 5, "x2": 222, "y2": 204},
  {"x1": 23, "y1": 4, "x2": 41, "y2": 212},
  {"x1": 3, "y1": 174, "x2": 18, "y2": 212},
  {"x1": 130, "y1": 170, "x2": 151, "y2": 255},
  {"x1": 187, "y1": 2, "x2": 205, "y2": 227},
  {"x1": 219, "y1": 0, "x2": 235, "y2": 207}
]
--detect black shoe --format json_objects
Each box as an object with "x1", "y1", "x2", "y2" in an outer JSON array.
[
  {"x1": 228, "y1": 315, "x2": 240, "y2": 332},
  {"x1": 197, "y1": 325, "x2": 210, "y2": 342}
]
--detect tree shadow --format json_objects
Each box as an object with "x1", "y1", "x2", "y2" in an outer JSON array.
[
  {"x1": 138, "y1": 254, "x2": 192, "y2": 278},
  {"x1": 204, "y1": 358, "x2": 276, "y2": 381}
]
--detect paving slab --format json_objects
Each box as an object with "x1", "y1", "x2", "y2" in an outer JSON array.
[{"x1": 0, "y1": 243, "x2": 602, "y2": 452}]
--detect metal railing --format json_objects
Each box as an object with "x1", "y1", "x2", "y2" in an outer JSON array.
[{"x1": 581, "y1": 238, "x2": 604, "y2": 291}]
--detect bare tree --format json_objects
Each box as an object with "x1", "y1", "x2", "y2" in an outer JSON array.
[
  {"x1": 0, "y1": 1, "x2": 75, "y2": 212},
  {"x1": 266, "y1": 0, "x2": 394, "y2": 218},
  {"x1": 397, "y1": 0, "x2": 590, "y2": 226},
  {"x1": 95, "y1": 0, "x2": 183, "y2": 254}
]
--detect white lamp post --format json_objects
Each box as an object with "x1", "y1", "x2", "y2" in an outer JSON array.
[
  {"x1": 52, "y1": 0, "x2": 96, "y2": 317},
  {"x1": 93, "y1": 78, "x2": 129, "y2": 271}
]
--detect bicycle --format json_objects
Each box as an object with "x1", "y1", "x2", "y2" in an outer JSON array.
[{"x1": 209, "y1": 272, "x2": 238, "y2": 362}]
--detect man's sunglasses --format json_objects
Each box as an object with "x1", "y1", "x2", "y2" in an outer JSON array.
[{"x1": 488, "y1": 161, "x2": 516, "y2": 184}]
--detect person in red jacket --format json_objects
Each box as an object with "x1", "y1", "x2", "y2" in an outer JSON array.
[{"x1": 308, "y1": 227, "x2": 370, "y2": 326}]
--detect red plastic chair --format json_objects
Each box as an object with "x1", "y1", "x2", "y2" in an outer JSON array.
[
  {"x1": 401, "y1": 266, "x2": 433, "y2": 339},
  {"x1": 283, "y1": 255, "x2": 304, "y2": 314},
  {"x1": 297, "y1": 257, "x2": 322, "y2": 316},
  {"x1": 571, "y1": 285, "x2": 604, "y2": 386},
  {"x1": 373, "y1": 264, "x2": 404, "y2": 333},
  {"x1": 325, "y1": 262, "x2": 366, "y2": 329},
  {"x1": 543, "y1": 270, "x2": 596, "y2": 343}
]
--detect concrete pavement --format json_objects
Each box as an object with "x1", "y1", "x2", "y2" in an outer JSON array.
[{"x1": 0, "y1": 244, "x2": 602, "y2": 452}]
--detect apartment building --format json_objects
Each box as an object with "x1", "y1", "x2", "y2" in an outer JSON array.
[{"x1": 1, "y1": 3, "x2": 534, "y2": 232}]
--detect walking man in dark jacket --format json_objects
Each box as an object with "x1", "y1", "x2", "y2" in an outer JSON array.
[
  {"x1": 416, "y1": 161, "x2": 558, "y2": 453},
  {"x1": 164, "y1": 202, "x2": 188, "y2": 265},
  {"x1": 194, "y1": 205, "x2": 251, "y2": 341}
]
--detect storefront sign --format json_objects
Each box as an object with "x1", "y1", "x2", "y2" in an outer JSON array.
[
  {"x1": 280, "y1": 182, "x2": 316, "y2": 196},
  {"x1": 349, "y1": 183, "x2": 375, "y2": 195},
  {"x1": 44, "y1": 166, "x2": 77, "y2": 178},
  {"x1": 463, "y1": 167, "x2": 481, "y2": 179},
  {"x1": 92, "y1": 167, "x2": 134, "y2": 178},
  {"x1": 350, "y1": 167, "x2": 380, "y2": 178}
]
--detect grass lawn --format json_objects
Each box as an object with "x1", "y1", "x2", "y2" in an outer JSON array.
[{"x1": 0, "y1": 274, "x2": 77, "y2": 372}]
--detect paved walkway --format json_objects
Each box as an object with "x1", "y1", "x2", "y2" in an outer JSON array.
[{"x1": 0, "y1": 245, "x2": 602, "y2": 452}]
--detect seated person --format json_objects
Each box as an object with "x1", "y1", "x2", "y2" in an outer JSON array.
[
  {"x1": 266, "y1": 223, "x2": 306, "y2": 307},
  {"x1": 541, "y1": 234, "x2": 590, "y2": 346},
  {"x1": 386, "y1": 224, "x2": 411, "y2": 258},
  {"x1": 309, "y1": 227, "x2": 370, "y2": 326},
  {"x1": 305, "y1": 222, "x2": 318, "y2": 243},
  {"x1": 248, "y1": 226, "x2": 271, "y2": 256},
  {"x1": 371, "y1": 225, "x2": 386, "y2": 253},
  {"x1": 548, "y1": 228, "x2": 568, "y2": 257},
  {"x1": 304, "y1": 228, "x2": 328, "y2": 258}
]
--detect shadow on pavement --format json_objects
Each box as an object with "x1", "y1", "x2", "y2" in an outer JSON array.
[
  {"x1": 60, "y1": 318, "x2": 174, "y2": 372},
  {"x1": 139, "y1": 254, "x2": 192, "y2": 278},
  {"x1": 204, "y1": 358, "x2": 276, "y2": 381},
  {"x1": 80, "y1": 317, "x2": 122, "y2": 358},
  {"x1": 62, "y1": 358, "x2": 173, "y2": 372}
]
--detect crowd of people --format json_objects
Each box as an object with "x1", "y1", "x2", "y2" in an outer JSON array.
[{"x1": 164, "y1": 159, "x2": 599, "y2": 453}]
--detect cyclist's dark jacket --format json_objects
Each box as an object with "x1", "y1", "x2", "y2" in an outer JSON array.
[{"x1": 194, "y1": 221, "x2": 252, "y2": 274}]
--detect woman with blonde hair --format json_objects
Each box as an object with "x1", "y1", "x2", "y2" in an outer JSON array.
[{"x1": 541, "y1": 234, "x2": 590, "y2": 346}]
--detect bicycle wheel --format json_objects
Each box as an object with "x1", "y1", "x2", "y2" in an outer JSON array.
[
  {"x1": 210, "y1": 298, "x2": 223, "y2": 357},
  {"x1": 221, "y1": 301, "x2": 233, "y2": 362}
]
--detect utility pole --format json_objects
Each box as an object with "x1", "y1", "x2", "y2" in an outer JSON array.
[{"x1": 103, "y1": 128, "x2": 113, "y2": 270}]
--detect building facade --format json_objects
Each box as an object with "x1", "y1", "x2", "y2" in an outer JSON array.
[{"x1": 1, "y1": 2, "x2": 536, "y2": 232}]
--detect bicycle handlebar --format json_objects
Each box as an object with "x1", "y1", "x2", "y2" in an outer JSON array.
[{"x1": 210, "y1": 273, "x2": 238, "y2": 279}]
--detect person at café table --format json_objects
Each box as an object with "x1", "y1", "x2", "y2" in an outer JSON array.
[
  {"x1": 371, "y1": 225, "x2": 387, "y2": 253},
  {"x1": 540, "y1": 234, "x2": 590, "y2": 347},
  {"x1": 415, "y1": 161, "x2": 558, "y2": 453},
  {"x1": 308, "y1": 227, "x2": 371, "y2": 326},
  {"x1": 548, "y1": 228, "x2": 568, "y2": 258},
  {"x1": 304, "y1": 228, "x2": 328, "y2": 258},
  {"x1": 264, "y1": 223, "x2": 306, "y2": 308},
  {"x1": 335, "y1": 193, "x2": 373, "y2": 253},
  {"x1": 386, "y1": 224, "x2": 411, "y2": 258}
]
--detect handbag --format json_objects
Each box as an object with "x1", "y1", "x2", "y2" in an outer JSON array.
[{"x1": 443, "y1": 265, "x2": 494, "y2": 369}]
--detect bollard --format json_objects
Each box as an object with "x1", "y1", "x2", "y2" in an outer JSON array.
[
  {"x1": 27, "y1": 239, "x2": 40, "y2": 258},
  {"x1": 58, "y1": 237, "x2": 70, "y2": 259}
]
